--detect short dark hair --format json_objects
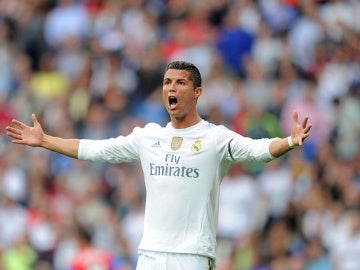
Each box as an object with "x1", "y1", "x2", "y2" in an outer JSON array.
[
  {"x1": 166, "y1": 61, "x2": 202, "y2": 88},
  {"x1": 76, "y1": 225, "x2": 92, "y2": 243}
]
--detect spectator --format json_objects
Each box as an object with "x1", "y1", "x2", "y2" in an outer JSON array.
[
  {"x1": 43, "y1": 0, "x2": 89, "y2": 48},
  {"x1": 70, "y1": 225, "x2": 118, "y2": 270}
]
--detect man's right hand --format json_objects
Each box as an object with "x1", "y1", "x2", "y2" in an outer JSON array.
[
  {"x1": 6, "y1": 113, "x2": 44, "y2": 147},
  {"x1": 6, "y1": 113, "x2": 80, "y2": 159}
]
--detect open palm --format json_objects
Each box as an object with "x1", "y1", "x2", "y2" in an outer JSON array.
[
  {"x1": 6, "y1": 113, "x2": 44, "y2": 146},
  {"x1": 291, "y1": 111, "x2": 312, "y2": 146}
]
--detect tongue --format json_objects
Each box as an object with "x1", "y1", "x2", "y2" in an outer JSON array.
[{"x1": 170, "y1": 103, "x2": 177, "y2": 109}]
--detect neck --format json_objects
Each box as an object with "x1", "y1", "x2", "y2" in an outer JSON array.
[{"x1": 170, "y1": 114, "x2": 202, "y2": 129}]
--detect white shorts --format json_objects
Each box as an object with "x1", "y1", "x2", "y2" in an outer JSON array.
[{"x1": 136, "y1": 251, "x2": 215, "y2": 270}]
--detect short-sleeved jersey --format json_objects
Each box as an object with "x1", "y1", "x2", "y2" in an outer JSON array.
[{"x1": 78, "y1": 120, "x2": 276, "y2": 259}]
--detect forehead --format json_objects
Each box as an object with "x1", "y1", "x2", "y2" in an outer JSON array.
[{"x1": 164, "y1": 69, "x2": 191, "y2": 80}]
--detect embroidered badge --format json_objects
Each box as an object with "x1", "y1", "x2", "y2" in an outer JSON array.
[
  {"x1": 191, "y1": 140, "x2": 202, "y2": 152},
  {"x1": 171, "y1": 136, "x2": 183, "y2": 151}
]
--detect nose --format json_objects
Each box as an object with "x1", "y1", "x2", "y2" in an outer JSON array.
[{"x1": 168, "y1": 82, "x2": 176, "y2": 92}]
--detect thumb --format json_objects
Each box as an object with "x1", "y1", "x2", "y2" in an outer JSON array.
[{"x1": 32, "y1": 113, "x2": 39, "y2": 126}]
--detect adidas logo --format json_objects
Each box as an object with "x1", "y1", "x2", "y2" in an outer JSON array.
[{"x1": 151, "y1": 141, "x2": 161, "y2": 147}]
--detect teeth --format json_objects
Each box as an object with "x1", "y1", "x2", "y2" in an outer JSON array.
[
  {"x1": 169, "y1": 96, "x2": 177, "y2": 105},
  {"x1": 169, "y1": 96, "x2": 177, "y2": 109}
]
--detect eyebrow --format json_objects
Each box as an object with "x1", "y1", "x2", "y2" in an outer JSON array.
[{"x1": 163, "y1": 78, "x2": 190, "y2": 83}]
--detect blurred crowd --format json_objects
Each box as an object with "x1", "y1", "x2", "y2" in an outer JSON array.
[{"x1": 0, "y1": 0, "x2": 360, "y2": 269}]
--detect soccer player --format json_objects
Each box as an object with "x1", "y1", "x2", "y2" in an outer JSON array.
[{"x1": 6, "y1": 61, "x2": 312, "y2": 270}]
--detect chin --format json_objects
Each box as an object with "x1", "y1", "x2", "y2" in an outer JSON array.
[
  {"x1": 168, "y1": 109, "x2": 179, "y2": 115},
  {"x1": 172, "y1": 114, "x2": 186, "y2": 120}
]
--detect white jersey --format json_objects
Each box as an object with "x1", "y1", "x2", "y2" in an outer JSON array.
[{"x1": 78, "y1": 120, "x2": 276, "y2": 259}]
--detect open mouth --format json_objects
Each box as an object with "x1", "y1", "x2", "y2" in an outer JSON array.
[{"x1": 169, "y1": 96, "x2": 178, "y2": 109}]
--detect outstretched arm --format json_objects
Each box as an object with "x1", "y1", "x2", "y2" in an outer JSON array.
[
  {"x1": 6, "y1": 113, "x2": 80, "y2": 159},
  {"x1": 269, "y1": 111, "x2": 312, "y2": 157}
]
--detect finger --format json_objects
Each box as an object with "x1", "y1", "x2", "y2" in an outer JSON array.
[
  {"x1": 6, "y1": 126, "x2": 22, "y2": 135},
  {"x1": 302, "y1": 116, "x2": 309, "y2": 129},
  {"x1": 32, "y1": 113, "x2": 39, "y2": 125},
  {"x1": 293, "y1": 111, "x2": 299, "y2": 124},
  {"x1": 300, "y1": 134, "x2": 309, "y2": 146},
  {"x1": 12, "y1": 140, "x2": 26, "y2": 145},
  {"x1": 304, "y1": 124, "x2": 312, "y2": 134},
  {"x1": 11, "y1": 119, "x2": 27, "y2": 129},
  {"x1": 6, "y1": 132, "x2": 22, "y2": 140},
  {"x1": 299, "y1": 133, "x2": 311, "y2": 146},
  {"x1": 298, "y1": 137, "x2": 303, "y2": 146}
]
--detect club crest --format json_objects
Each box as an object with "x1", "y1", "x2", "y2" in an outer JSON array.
[
  {"x1": 191, "y1": 140, "x2": 202, "y2": 152},
  {"x1": 171, "y1": 136, "x2": 183, "y2": 151}
]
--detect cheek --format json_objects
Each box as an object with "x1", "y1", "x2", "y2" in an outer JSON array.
[
  {"x1": 186, "y1": 91, "x2": 196, "y2": 103},
  {"x1": 162, "y1": 90, "x2": 168, "y2": 104}
]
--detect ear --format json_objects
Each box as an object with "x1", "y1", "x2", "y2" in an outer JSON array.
[{"x1": 195, "y1": 87, "x2": 202, "y2": 98}]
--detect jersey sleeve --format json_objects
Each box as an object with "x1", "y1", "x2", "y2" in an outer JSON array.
[
  {"x1": 78, "y1": 127, "x2": 141, "y2": 163},
  {"x1": 216, "y1": 126, "x2": 277, "y2": 163}
]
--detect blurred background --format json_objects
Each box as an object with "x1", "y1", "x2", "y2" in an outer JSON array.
[{"x1": 0, "y1": 0, "x2": 359, "y2": 269}]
